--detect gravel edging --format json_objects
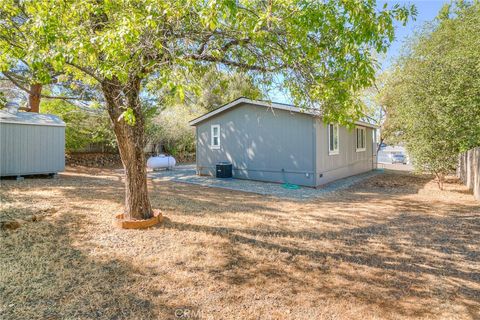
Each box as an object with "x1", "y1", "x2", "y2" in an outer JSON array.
[{"x1": 150, "y1": 166, "x2": 383, "y2": 200}]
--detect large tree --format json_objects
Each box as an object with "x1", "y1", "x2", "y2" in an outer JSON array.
[
  {"x1": 0, "y1": 2, "x2": 101, "y2": 111},
  {"x1": 0, "y1": 0, "x2": 413, "y2": 219},
  {"x1": 381, "y1": 2, "x2": 480, "y2": 187},
  {"x1": 146, "y1": 66, "x2": 263, "y2": 158},
  {"x1": 189, "y1": 67, "x2": 263, "y2": 112}
]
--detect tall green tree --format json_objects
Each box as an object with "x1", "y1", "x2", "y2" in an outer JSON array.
[
  {"x1": 192, "y1": 67, "x2": 263, "y2": 112},
  {"x1": 147, "y1": 65, "x2": 263, "y2": 111},
  {"x1": 0, "y1": 5, "x2": 81, "y2": 112},
  {"x1": 0, "y1": 0, "x2": 413, "y2": 219},
  {"x1": 41, "y1": 100, "x2": 116, "y2": 152},
  {"x1": 147, "y1": 67, "x2": 262, "y2": 158},
  {"x1": 0, "y1": 4, "x2": 47, "y2": 113},
  {"x1": 381, "y1": 2, "x2": 480, "y2": 188}
]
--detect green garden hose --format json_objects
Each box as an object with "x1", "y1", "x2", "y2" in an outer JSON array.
[{"x1": 282, "y1": 183, "x2": 300, "y2": 190}]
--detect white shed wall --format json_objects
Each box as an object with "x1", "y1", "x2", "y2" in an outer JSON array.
[{"x1": 0, "y1": 122, "x2": 65, "y2": 176}]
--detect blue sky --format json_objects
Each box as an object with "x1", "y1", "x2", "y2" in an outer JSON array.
[
  {"x1": 378, "y1": 0, "x2": 450, "y2": 69},
  {"x1": 269, "y1": 0, "x2": 450, "y2": 103}
]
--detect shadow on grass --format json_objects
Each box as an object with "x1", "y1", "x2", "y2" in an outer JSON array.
[
  {"x1": 163, "y1": 210, "x2": 479, "y2": 279},
  {"x1": 0, "y1": 210, "x2": 182, "y2": 320},
  {"x1": 1, "y1": 167, "x2": 281, "y2": 218},
  {"x1": 161, "y1": 191, "x2": 480, "y2": 318},
  {"x1": 2, "y1": 168, "x2": 479, "y2": 319}
]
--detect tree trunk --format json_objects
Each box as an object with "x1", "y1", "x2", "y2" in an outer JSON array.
[
  {"x1": 101, "y1": 79, "x2": 153, "y2": 220},
  {"x1": 434, "y1": 171, "x2": 444, "y2": 190},
  {"x1": 376, "y1": 137, "x2": 384, "y2": 154},
  {"x1": 28, "y1": 83, "x2": 42, "y2": 113},
  {"x1": 116, "y1": 129, "x2": 153, "y2": 220}
]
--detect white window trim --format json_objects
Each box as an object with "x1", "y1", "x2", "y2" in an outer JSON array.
[
  {"x1": 328, "y1": 124, "x2": 339, "y2": 155},
  {"x1": 210, "y1": 124, "x2": 220, "y2": 149},
  {"x1": 356, "y1": 126, "x2": 366, "y2": 152}
]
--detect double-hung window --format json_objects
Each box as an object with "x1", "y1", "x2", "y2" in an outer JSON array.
[
  {"x1": 211, "y1": 124, "x2": 220, "y2": 149},
  {"x1": 356, "y1": 126, "x2": 366, "y2": 152},
  {"x1": 328, "y1": 124, "x2": 339, "y2": 155}
]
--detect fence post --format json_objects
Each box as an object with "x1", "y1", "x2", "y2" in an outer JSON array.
[
  {"x1": 457, "y1": 147, "x2": 480, "y2": 201},
  {"x1": 458, "y1": 152, "x2": 464, "y2": 182},
  {"x1": 475, "y1": 147, "x2": 480, "y2": 201},
  {"x1": 457, "y1": 154, "x2": 461, "y2": 179},
  {"x1": 466, "y1": 150, "x2": 473, "y2": 189}
]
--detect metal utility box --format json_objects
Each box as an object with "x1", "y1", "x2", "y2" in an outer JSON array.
[{"x1": 216, "y1": 162, "x2": 232, "y2": 178}]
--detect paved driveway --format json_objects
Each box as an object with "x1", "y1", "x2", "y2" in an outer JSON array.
[{"x1": 150, "y1": 165, "x2": 382, "y2": 200}]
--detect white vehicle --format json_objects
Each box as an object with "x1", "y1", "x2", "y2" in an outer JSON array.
[{"x1": 378, "y1": 146, "x2": 408, "y2": 164}]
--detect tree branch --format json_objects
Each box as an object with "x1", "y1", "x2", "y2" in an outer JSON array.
[
  {"x1": 2, "y1": 72, "x2": 30, "y2": 93},
  {"x1": 185, "y1": 54, "x2": 284, "y2": 72},
  {"x1": 41, "y1": 94, "x2": 87, "y2": 101},
  {"x1": 2, "y1": 72, "x2": 89, "y2": 101},
  {"x1": 220, "y1": 38, "x2": 250, "y2": 52},
  {"x1": 65, "y1": 62, "x2": 104, "y2": 83},
  {"x1": 197, "y1": 33, "x2": 214, "y2": 55}
]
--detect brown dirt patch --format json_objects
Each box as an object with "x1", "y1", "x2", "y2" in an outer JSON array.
[{"x1": 1, "y1": 168, "x2": 479, "y2": 319}]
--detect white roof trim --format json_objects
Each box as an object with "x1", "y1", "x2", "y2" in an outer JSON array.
[
  {"x1": 0, "y1": 120, "x2": 66, "y2": 127},
  {"x1": 188, "y1": 98, "x2": 377, "y2": 129},
  {"x1": 0, "y1": 110, "x2": 66, "y2": 127},
  {"x1": 354, "y1": 120, "x2": 378, "y2": 129}
]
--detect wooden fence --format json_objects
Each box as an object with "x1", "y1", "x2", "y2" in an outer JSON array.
[{"x1": 457, "y1": 147, "x2": 480, "y2": 201}]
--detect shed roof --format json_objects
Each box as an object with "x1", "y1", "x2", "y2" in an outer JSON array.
[
  {"x1": 188, "y1": 97, "x2": 377, "y2": 129},
  {"x1": 0, "y1": 110, "x2": 65, "y2": 127}
]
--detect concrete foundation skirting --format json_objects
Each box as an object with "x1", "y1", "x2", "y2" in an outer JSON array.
[{"x1": 197, "y1": 166, "x2": 316, "y2": 187}]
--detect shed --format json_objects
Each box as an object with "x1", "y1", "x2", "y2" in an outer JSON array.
[
  {"x1": 189, "y1": 98, "x2": 377, "y2": 187},
  {"x1": 0, "y1": 109, "x2": 65, "y2": 178}
]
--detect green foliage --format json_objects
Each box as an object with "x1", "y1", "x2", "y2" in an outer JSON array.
[
  {"x1": 145, "y1": 67, "x2": 262, "y2": 157},
  {"x1": 40, "y1": 100, "x2": 116, "y2": 152},
  {"x1": 381, "y1": 2, "x2": 480, "y2": 182},
  {"x1": 189, "y1": 67, "x2": 263, "y2": 112},
  {"x1": 0, "y1": 0, "x2": 415, "y2": 215},
  {"x1": 0, "y1": 0, "x2": 414, "y2": 125},
  {"x1": 118, "y1": 108, "x2": 136, "y2": 126},
  {"x1": 0, "y1": 91, "x2": 6, "y2": 108},
  {"x1": 147, "y1": 107, "x2": 198, "y2": 158}
]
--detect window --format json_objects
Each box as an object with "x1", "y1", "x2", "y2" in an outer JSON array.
[
  {"x1": 356, "y1": 126, "x2": 366, "y2": 152},
  {"x1": 211, "y1": 124, "x2": 220, "y2": 149},
  {"x1": 328, "y1": 124, "x2": 339, "y2": 155}
]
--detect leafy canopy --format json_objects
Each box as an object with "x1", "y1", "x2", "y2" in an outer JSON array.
[
  {"x1": 145, "y1": 66, "x2": 262, "y2": 158},
  {"x1": 0, "y1": 0, "x2": 413, "y2": 124},
  {"x1": 41, "y1": 100, "x2": 116, "y2": 152},
  {"x1": 381, "y1": 1, "x2": 480, "y2": 179}
]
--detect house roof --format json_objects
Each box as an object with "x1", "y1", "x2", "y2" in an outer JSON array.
[
  {"x1": 0, "y1": 110, "x2": 65, "y2": 127},
  {"x1": 188, "y1": 97, "x2": 378, "y2": 129}
]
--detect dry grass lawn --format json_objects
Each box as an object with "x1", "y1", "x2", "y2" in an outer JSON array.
[{"x1": 1, "y1": 167, "x2": 479, "y2": 320}]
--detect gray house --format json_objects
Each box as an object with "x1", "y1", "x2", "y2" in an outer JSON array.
[{"x1": 189, "y1": 98, "x2": 377, "y2": 187}]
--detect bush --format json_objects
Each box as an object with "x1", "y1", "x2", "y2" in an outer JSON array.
[
  {"x1": 40, "y1": 100, "x2": 116, "y2": 152},
  {"x1": 381, "y1": 3, "x2": 480, "y2": 188},
  {"x1": 147, "y1": 106, "x2": 199, "y2": 159}
]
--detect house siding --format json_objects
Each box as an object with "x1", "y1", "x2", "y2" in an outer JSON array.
[
  {"x1": 196, "y1": 102, "x2": 316, "y2": 186},
  {"x1": 314, "y1": 119, "x2": 375, "y2": 185}
]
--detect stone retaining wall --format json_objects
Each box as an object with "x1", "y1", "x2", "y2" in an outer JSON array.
[{"x1": 66, "y1": 152, "x2": 195, "y2": 168}]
